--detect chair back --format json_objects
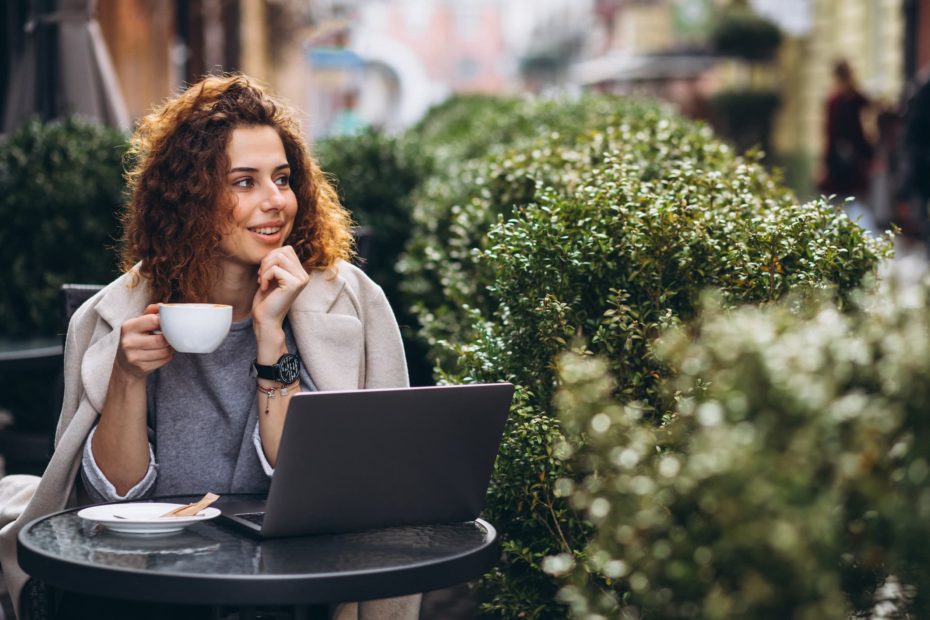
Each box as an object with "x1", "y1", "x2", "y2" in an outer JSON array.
[
  {"x1": 0, "y1": 284, "x2": 103, "y2": 475},
  {"x1": 60, "y1": 283, "x2": 105, "y2": 326}
]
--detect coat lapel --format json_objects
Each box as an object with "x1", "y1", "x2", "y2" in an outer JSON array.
[
  {"x1": 288, "y1": 267, "x2": 364, "y2": 391},
  {"x1": 80, "y1": 275, "x2": 149, "y2": 413}
]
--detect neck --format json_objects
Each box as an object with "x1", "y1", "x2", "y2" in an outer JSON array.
[{"x1": 209, "y1": 261, "x2": 259, "y2": 321}]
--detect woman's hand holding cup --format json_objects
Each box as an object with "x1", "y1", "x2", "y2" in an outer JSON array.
[{"x1": 114, "y1": 304, "x2": 173, "y2": 381}]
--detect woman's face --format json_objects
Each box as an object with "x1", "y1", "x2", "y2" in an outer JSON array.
[{"x1": 218, "y1": 125, "x2": 298, "y2": 267}]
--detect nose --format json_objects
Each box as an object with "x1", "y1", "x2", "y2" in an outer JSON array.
[{"x1": 262, "y1": 181, "x2": 286, "y2": 211}]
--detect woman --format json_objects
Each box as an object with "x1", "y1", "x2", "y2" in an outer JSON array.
[
  {"x1": 819, "y1": 59, "x2": 874, "y2": 201},
  {"x1": 0, "y1": 74, "x2": 418, "y2": 619}
]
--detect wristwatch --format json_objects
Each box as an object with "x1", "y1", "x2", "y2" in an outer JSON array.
[{"x1": 252, "y1": 353, "x2": 301, "y2": 385}]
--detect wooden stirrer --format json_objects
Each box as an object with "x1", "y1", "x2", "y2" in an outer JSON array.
[{"x1": 160, "y1": 492, "x2": 220, "y2": 518}]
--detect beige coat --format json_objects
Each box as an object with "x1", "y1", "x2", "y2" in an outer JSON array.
[{"x1": 0, "y1": 261, "x2": 419, "y2": 619}]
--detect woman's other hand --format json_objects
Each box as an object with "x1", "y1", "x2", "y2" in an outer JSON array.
[
  {"x1": 252, "y1": 245, "x2": 310, "y2": 331},
  {"x1": 114, "y1": 303, "x2": 174, "y2": 381}
]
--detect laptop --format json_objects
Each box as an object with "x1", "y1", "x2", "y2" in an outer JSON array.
[{"x1": 217, "y1": 382, "x2": 515, "y2": 538}]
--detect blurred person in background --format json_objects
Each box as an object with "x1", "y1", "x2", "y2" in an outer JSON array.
[
  {"x1": 332, "y1": 89, "x2": 366, "y2": 137},
  {"x1": 899, "y1": 69, "x2": 930, "y2": 246},
  {"x1": 819, "y1": 59, "x2": 875, "y2": 231}
]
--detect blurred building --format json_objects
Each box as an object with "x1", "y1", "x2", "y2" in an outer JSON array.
[
  {"x1": 95, "y1": 0, "x2": 312, "y2": 123},
  {"x1": 2, "y1": 0, "x2": 314, "y2": 135},
  {"x1": 568, "y1": 0, "x2": 920, "y2": 199},
  {"x1": 5, "y1": 0, "x2": 926, "y2": 154},
  {"x1": 759, "y1": 0, "x2": 905, "y2": 195},
  {"x1": 308, "y1": 0, "x2": 595, "y2": 138},
  {"x1": 569, "y1": 0, "x2": 720, "y2": 117},
  {"x1": 4, "y1": 0, "x2": 599, "y2": 141}
]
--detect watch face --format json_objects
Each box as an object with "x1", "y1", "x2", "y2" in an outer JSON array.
[{"x1": 277, "y1": 354, "x2": 300, "y2": 384}]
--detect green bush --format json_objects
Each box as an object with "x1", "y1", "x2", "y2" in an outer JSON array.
[
  {"x1": 399, "y1": 95, "x2": 663, "y2": 363},
  {"x1": 410, "y1": 94, "x2": 602, "y2": 165},
  {"x1": 710, "y1": 8, "x2": 783, "y2": 62},
  {"x1": 316, "y1": 129, "x2": 424, "y2": 292},
  {"x1": 555, "y1": 276, "x2": 930, "y2": 618},
  {"x1": 0, "y1": 117, "x2": 127, "y2": 339},
  {"x1": 315, "y1": 130, "x2": 432, "y2": 383},
  {"x1": 403, "y1": 95, "x2": 892, "y2": 617}
]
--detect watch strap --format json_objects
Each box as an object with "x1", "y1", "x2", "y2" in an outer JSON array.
[{"x1": 252, "y1": 360, "x2": 277, "y2": 381}]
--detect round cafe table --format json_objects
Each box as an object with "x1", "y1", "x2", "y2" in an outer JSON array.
[{"x1": 17, "y1": 496, "x2": 498, "y2": 611}]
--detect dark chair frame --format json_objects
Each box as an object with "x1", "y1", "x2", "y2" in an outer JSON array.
[
  {"x1": 0, "y1": 284, "x2": 103, "y2": 476},
  {"x1": 60, "y1": 284, "x2": 105, "y2": 325}
]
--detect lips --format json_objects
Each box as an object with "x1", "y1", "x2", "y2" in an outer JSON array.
[
  {"x1": 250, "y1": 226, "x2": 281, "y2": 236},
  {"x1": 247, "y1": 222, "x2": 285, "y2": 236}
]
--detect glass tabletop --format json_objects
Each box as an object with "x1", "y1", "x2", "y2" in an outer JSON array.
[
  {"x1": 18, "y1": 504, "x2": 499, "y2": 605},
  {"x1": 24, "y1": 511, "x2": 493, "y2": 576}
]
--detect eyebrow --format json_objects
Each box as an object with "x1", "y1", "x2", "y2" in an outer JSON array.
[{"x1": 228, "y1": 163, "x2": 291, "y2": 174}]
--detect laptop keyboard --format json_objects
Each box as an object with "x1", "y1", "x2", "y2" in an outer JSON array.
[{"x1": 237, "y1": 512, "x2": 265, "y2": 527}]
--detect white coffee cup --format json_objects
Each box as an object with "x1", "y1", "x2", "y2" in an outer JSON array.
[{"x1": 158, "y1": 303, "x2": 233, "y2": 353}]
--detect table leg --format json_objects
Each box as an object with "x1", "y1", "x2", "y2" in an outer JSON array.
[
  {"x1": 293, "y1": 605, "x2": 329, "y2": 620},
  {"x1": 206, "y1": 605, "x2": 328, "y2": 620}
]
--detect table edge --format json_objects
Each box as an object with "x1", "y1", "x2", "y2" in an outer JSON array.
[{"x1": 18, "y1": 509, "x2": 500, "y2": 605}]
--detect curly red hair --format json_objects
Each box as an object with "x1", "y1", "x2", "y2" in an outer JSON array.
[{"x1": 120, "y1": 73, "x2": 353, "y2": 303}]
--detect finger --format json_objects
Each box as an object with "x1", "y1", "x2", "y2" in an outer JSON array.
[
  {"x1": 275, "y1": 247, "x2": 304, "y2": 273},
  {"x1": 124, "y1": 349, "x2": 173, "y2": 365},
  {"x1": 260, "y1": 246, "x2": 301, "y2": 276},
  {"x1": 121, "y1": 339, "x2": 173, "y2": 358},
  {"x1": 258, "y1": 254, "x2": 278, "y2": 284},
  {"x1": 258, "y1": 264, "x2": 277, "y2": 292},
  {"x1": 143, "y1": 303, "x2": 161, "y2": 315},
  {"x1": 266, "y1": 251, "x2": 306, "y2": 282},
  {"x1": 272, "y1": 245, "x2": 299, "y2": 266},
  {"x1": 259, "y1": 263, "x2": 292, "y2": 289},
  {"x1": 258, "y1": 264, "x2": 272, "y2": 292},
  {"x1": 265, "y1": 264, "x2": 303, "y2": 291},
  {"x1": 121, "y1": 321, "x2": 170, "y2": 344},
  {"x1": 130, "y1": 333, "x2": 172, "y2": 351},
  {"x1": 121, "y1": 314, "x2": 160, "y2": 339}
]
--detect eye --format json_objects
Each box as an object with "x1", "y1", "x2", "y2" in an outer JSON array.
[
  {"x1": 275, "y1": 175, "x2": 290, "y2": 188},
  {"x1": 233, "y1": 177, "x2": 253, "y2": 189}
]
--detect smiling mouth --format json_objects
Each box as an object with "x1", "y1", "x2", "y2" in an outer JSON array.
[{"x1": 249, "y1": 226, "x2": 281, "y2": 236}]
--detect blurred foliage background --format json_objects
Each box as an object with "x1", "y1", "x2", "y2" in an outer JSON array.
[
  {"x1": 555, "y1": 278, "x2": 930, "y2": 618},
  {"x1": 0, "y1": 117, "x2": 125, "y2": 339},
  {"x1": 323, "y1": 93, "x2": 893, "y2": 617},
  {"x1": 0, "y1": 118, "x2": 125, "y2": 433}
]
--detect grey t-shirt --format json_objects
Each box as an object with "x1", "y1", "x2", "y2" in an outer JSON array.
[{"x1": 81, "y1": 317, "x2": 315, "y2": 502}]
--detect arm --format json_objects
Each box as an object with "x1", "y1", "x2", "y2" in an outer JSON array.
[
  {"x1": 82, "y1": 425, "x2": 156, "y2": 501},
  {"x1": 252, "y1": 246, "x2": 310, "y2": 467},
  {"x1": 253, "y1": 322, "x2": 293, "y2": 467},
  {"x1": 92, "y1": 304, "x2": 172, "y2": 495}
]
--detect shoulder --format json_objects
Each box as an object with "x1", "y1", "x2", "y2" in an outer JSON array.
[
  {"x1": 333, "y1": 260, "x2": 385, "y2": 297},
  {"x1": 69, "y1": 271, "x2": 150, "y2": 332},
  {"x1": 296, "y1": 260, "x2": 388, "y2": 314}
]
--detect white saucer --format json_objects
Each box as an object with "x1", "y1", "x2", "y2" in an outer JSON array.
[{"x1": 77, "y1": 502, "x2": 221, "y2": 535}]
